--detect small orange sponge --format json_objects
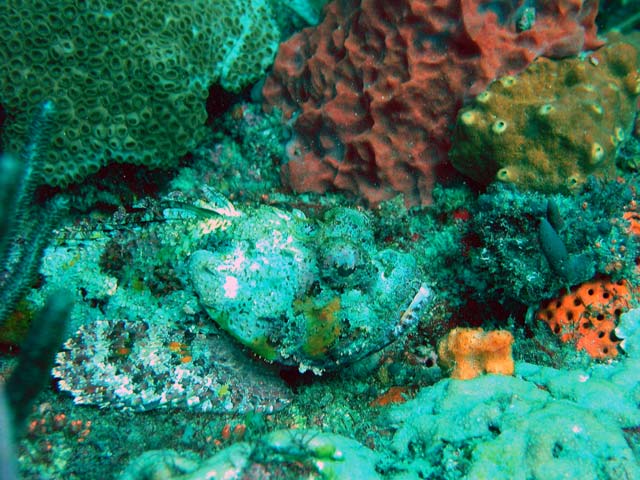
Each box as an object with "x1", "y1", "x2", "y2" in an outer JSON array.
[
  {"x1": 437, "y1": 328, "x2": 515, "y2": 380},
  {"x1": 535, "y1": 278, "x2": 630, "y2": 359}
]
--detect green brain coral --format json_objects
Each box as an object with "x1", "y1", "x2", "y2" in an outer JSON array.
[{"x1": 0, "y1": 0, "x2": 279, "y2": 186}]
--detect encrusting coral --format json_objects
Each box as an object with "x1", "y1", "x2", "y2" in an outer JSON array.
[
  {"x1": 450, "y1": 40, "x2": 640, "y2": 193},
  {"x1": 437, "y1": 327, "x2": 515, "y2": 380}
]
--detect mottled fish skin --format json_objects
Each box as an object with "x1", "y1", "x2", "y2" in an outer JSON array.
[
  {"x1": 53, "y1": 319, "x2": 291, "y2": 413},
  {"x1": 188, "y1": 205, "x2": 433, "y2": 374}
]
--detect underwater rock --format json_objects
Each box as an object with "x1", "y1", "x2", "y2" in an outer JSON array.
[{"x1": 189, "y1": 205, "x2": 432, "y2": 373}]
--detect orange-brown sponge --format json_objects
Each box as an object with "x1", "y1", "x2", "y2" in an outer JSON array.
[
  {"x1": 437, "y1": 328, "x2": 515, "y2": 380},
  {"x1": 536, "y1": 278, "x2": 630, "y2": 359},
  {"x1": 450, "y1": 41, "x2": 640, "y2": 193}
]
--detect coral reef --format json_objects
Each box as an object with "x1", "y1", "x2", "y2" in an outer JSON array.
[
  {"x1": 450, "y1": 41, "x2": 640, "y2": 193},
  {"x1": 189, "y1": 204, "x2": 432, "y2": 372},
  {"x1": 437, "y1": 327, "x2": 515, "y2": 380},
  {"x1": 263, "y1": 0, "x2": 601, "y2": 206},
  {"x1": 383, "y1": 307, "x2": 640, "y2": 479},
  {"x1": 0, "y1": 0, "x2": 279, "y2": 187},
  {"x1": 535, "y1": 277, "x2": 631, "y2": 359},
  {"x1": 5, "y1": 3, "x2": 640, "y2": 470},
  {"x1": 119, "y1": 429, "x2": 382, "y2": 480},
  {"x1": 458, "y1": 180, "x2": 639, "y2": 307}
]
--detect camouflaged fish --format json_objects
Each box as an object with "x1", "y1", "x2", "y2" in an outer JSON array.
[{"x1": 186, "y1": 195, "x2": 433, "y2": 373}]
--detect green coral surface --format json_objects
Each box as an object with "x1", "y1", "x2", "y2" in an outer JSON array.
[{"x1": 0, "y1": 0, "x2": 279, "y2": 186}]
